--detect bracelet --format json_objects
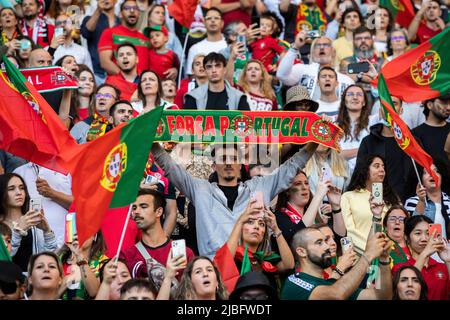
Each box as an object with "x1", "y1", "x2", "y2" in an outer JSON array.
[
  {"x1": 273, "y1": 230, "x2": 283, "y2": 239},
  {"x1": 333, "y1": 267, "x2": 344, "y2": 276},
  {"x1": 76, "y1": 259, "x2": 89, "y2": 266},
  {"x1": 378, "y1": 258, "x2": 391, "y2": 266},
  {"x1": 372, "y1": 216, "x2": 382, "y2": 223},
  {"x1": 332, "y1": 208, "x2": 341, "y2": 214}
]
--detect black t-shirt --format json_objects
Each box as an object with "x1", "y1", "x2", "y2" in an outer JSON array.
[
  {"x1": 184, "y1": 89, "x2": 250, "y2": 110},
  {"x1": 218, "y1": 185, "x2": 239, "y2": 210}
]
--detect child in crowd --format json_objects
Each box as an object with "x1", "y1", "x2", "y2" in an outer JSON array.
[
  {"x1": 249, "y1": 12, "x2": 286, "y2": 74},
  {"x1": 145, "y1": 26, "x2": 180, "y2": 81},
  {"x1": 161, "y1": 78, "x2": 177, "y2": 106}
]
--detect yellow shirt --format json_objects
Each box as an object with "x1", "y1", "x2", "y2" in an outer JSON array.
[
  {"x1": 333, "y1": 36, "x2": 353, "y2": 66},
  {"x1": 341, "y1": 189, "x2": 389, "y2": 254}
]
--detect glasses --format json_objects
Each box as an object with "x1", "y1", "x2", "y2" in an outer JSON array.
[
  {"x1": 387, "y1": 216, "x2": 406, "y2": 223},
  {"x1": 123, "y1": 5, "x2": 139, "y2": 11},
  {"x1": 55, "y1": 20, "x2": 71, "y2": 27},
  {"x1": 315, "y1": 43, "x2": 331, "y2": 49},
  {"x1": 96, "y1": 93, "x2": 116, "y2": 99},
  {"x1": 391, "y1": 35, "x2": 405, "y2": 41},
  {"x1": 0, "y1": 280, "x2": 18, "y2": 295},
  {"x1": 239, "y1": 294, "x2": 269, "y2": 300},
  {"x1": 346, "y1": 92, "x2": 364, "y2": 98},
  {"x1": 354, "y1": 36, "x2": 372, "y2": 41}
]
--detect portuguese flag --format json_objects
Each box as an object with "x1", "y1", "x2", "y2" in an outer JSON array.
[
  {"x1": 380, "y1": 0, "x2": 415, "y2": 28},
  {"x1": 0, "y1": 235, "x2": 11, "y2": 262},
  {"x1": 378, "y1": 74, "x2": 440, "y2": 185},
  {"x1": 0, "y1": 56, "x2": 79, "y2": 174},
  {"x1": 168, "y1": 0, "x2": 198, "y2": 28},
  {"x1": 70, "y1": 107, "x2": 163, "y2": 246},
  {"x1": 375, "y1": 28, "x2": 450, "y2": 102}
]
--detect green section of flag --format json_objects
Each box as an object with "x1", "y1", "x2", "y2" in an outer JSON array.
[
  {"x1": 378, "y1": 73, "x2": 396, "y2": 124},
  {"x1": 240, "y1": 244, "x2": 252, "y2": 275},
  {"x1": 109, "y1": 107, "x2": 164, "y2": 208},
  {"x1": 3, "y1": 54, "x2": 28, "y2": 93},
  {"x1": 0, "y1": 235, "x2": 11, "y2": 262},
  {"x1": 112, "y1": 34, "x2": 150, "y2": 48},
  {"x1": 380, "y1": 0, "x2": 398, "y2": 17},
  {"x1": 428, "y1": 27, "x2": 450, "y2": 93}
]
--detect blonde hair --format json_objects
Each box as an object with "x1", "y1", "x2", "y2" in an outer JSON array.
[
  {"x1": 238, "y1": 60, "x2": 276, "y2": 100},
  {"x1": 305, "y1": 147, "x2": 349, "y2": 179}
]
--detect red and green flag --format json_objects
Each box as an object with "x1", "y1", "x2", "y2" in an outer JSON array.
[
  {"x1": 0, "y1": 236, "x2": 11, "y2": 262},
  {"x1": 213, "y1": 244, "x2": 241, "y2": 294},
  {"x1": 374, "y1": 28, "x2": 450, "y2": 102},
  {"x1": 380, "y1": 0, "x2": 415, "y2": 28},
  {"x1": 69, "y1": 107, "x2": 163, "y2": 246},
  {"x1": 378, "y1": 74, "x2": 440, "y2": 184},
  {"x1": 168, "y1": 0, "x2": 198, "y2": 29},
  {"x1": 0, "y1": 56, "x2": 79, "y2": 174}
]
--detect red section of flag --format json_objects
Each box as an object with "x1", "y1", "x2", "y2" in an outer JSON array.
[
  {"x1": 396, "y1": 0, "x2": 415, "y2": 28},
  {"x1": 168, "y1": 0, "x2": 198, "y2": 28},
  {"x1": 213, "y1": 243, "x2": 240, "y2": 294}
]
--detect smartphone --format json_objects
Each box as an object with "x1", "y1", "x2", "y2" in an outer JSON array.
[
  {"x1": 321, "y1": 166, "x2": 332, "y2": 182},
  {"x1": 65, "y1": 212, "x2": 77, "y2": 244},
  {"x1": 340, "y1": 237, "x2": 353, "y2": 253},
  {"x1": 251, "y1": 191, "x2": 265, "y2": 219},
  {"x1": 171, "y1": 239, "x2": 186, "y2": 258},
  {"x1": 20, "y1": 39, "x2": 31, "y2": 50},
  {"x1": 54, "y1": 27, "x2": 64, "y2": 38},
  {"x1": 429, "y1": 224, "x2": 442, "y2": 239},
  {"x1": 307, "y1": 30, "x2": 321, "y2": 39},
  {"x1": 236, "y1": 34, "x2": 247, "y2": 54},
  {"x1": 347, "y1": 61, "x2": 370, "y2": 74},
  {"x1": 372, "y1": 222, "x2": 383, "y2": 234},
  {"x1": 372, "y1": 182, "x2": 383, "y2": 204},
  {"x1": 145, "y1": 174, "x2": 158, "y2": 184},
  {"x1": 30, "y1": 198, "x2": 42, "y2": 212}
]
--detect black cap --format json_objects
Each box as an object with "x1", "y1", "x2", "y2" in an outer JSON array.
[
  {"x1": 0, "y1": 261, "x2": 24, "y2": 283},
  {"x1": 229, "y1": 271, "x2": 278, "y2": 300}
]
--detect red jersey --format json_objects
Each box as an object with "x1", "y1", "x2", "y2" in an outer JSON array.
[
  {"x1": 221, "y1": 0, "x2": 251, "y2": 27},
  {"x1": 250, "y1": 36, "x2": 285, "y2": 72},
  {"x1": 417, "y1": 24, "x2": 442, "y2": 44},
  {"x1": 392, "y1": 257, "x2": 450, "y2": 300},
  {"x1": 174, "y1": 78, "x2": 198, "y2": 108},
  {"x1": 77, "y1": 108, "x2": 90, "y2": 121},
  {"x1": 119, "y1": 238, "x2": 195, "y2": 279},
  {"x1": 20, "y1": 19, "x2": 54, "y2": 48},
  {"x1": 105, "y1": 73, "x2": 138, "y2": 100},
  {"x1": 98, "y1": 25, "x2": 150, "y2": 73},
  {"x1": 148, "y1": 49, "x2": 180, "y2": 80}
]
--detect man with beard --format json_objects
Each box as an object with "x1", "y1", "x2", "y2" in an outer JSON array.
[
  {"x1": 98, "y1": 0, "x2": 149, "y2": 76},
  {"x1": 81, "y1": 0, "x2": 119, "y2": 84},
  {"x1": 277, "y1": 35, "x2": 354, "y2": 101},
  {"x1": 109, "y1": 100, "x2": 134, "y2": 127},
  {"x1": 412, "y1": 94, "x2": 450, "y2": 195},
  {"x1": 341, "y1": 26, "x2": 384, "y2": 108},
  {"x1": 19, "y1": 0, "x2": 54, "y2": 48},
  {"x1": 183, "y1": 52, "x2": 249, "y2": 110},
  {"x1": 281, "y1": 227, "x2": 393, "y2": 300},
  {"x1": 408, "y1": 0, "x2": 445, "y2": 44},
  {"x1": 105, "y1": 43, "x2": 139, "y2": 100}
]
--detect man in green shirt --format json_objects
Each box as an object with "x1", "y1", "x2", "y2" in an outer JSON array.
[{"x1": 281, "y1": 227, "x2": 393, "y2": 300}]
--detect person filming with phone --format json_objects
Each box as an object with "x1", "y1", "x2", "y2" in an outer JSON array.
[{"x1": 0, "y1": 173, "x2": 57, "y2": 272}]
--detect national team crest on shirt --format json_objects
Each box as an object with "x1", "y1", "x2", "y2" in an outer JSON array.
[
  {"x1": 231, "y1": 115, "x2": 253, "y2": 138},
  {"x1": 100, "y1": 143, "x2": 128, "y2": 192},
  {"x1": 393, "y1": 122, "x2": 410, "y2": 149},
  {"x1": 310, "y1": 120, "x2": 332, "y2": 142},
  {"x1": 436, "y1": 271, "x2": 445, "y2": 280},
  {"x1": 410, "y1": 50, "x2": 441, "y2": 86}
]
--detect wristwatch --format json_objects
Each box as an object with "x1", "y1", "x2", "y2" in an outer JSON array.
[{"x1": 378, "y1": 257, "x2": 392, "y2": 266}]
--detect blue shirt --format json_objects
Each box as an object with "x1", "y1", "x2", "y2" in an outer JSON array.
[{"x1": 80, "y1": 14, "x2": 120, "y2": 75}]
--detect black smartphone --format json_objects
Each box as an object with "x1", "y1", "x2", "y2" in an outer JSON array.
[{"x1": 347, "y1": 61, "x2": 370, "y2": 74}]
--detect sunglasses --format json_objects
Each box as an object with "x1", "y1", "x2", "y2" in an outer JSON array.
[
  {"x1": 0, "y1": 280, "x2": 17, "y2": 295},
  {"x1": 346, "y1": 92, "x2": 364, "y2": 97},
  {"x1": 391, "y1": 36, "x2": 405, "y2": 41},
  {"x1": 96, "y1": 93, "x2": 116, "y2": 99}
]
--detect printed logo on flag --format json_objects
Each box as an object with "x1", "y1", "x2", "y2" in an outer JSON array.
[
  {"x1": 231, "y1": 115, "x2": 253, "y2": 138},
  {"x1": 155, "y1": 120, "x2": 165, "y2": 139},
  {"x1": 310, "y1": 120, "x2": 332, "y2": 142},
  {"x1": 393, "y1": 122, "x2": 410, "y2": 149},
  {"x1": 390, "y1": 0, "x2": 404, "y2": 11},
  {"x1": 22, "y1": 91, "x2": 47, "y2": 124},
  {"x1": 100, "y1": 143, "x2": 128, "y2": 192},
  {"x1": 410, "y1": 50, "x2": 441, "y2": 86}
]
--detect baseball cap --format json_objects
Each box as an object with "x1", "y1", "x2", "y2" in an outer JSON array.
[{"x1": 143, "y1": 25, "x2": 169, "y2": 38}]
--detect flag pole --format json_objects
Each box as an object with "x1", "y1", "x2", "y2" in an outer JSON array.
[
  {"x1": 411, "y1": 157, "x2": 428, "y2": 209},
  {"x1": 114, "y1": 205, "x2": 133, "y2": 263}
]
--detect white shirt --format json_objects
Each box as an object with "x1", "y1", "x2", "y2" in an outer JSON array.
[
  {"x1": 185, "y1": 37, "x2": 227, "y2": 75},
  {"x1": 316, "y1": 99, "x2": 341, "y2": 116},
  {"x1": 14, "y1": 163, "x2": 72, "y2": 249},
  {"x1": 53, "y1": 41, "x2": 93, "y2": 72}
]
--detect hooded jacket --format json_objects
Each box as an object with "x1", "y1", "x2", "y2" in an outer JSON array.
[{"x1": 185, "y1": 81, "x2": 244, "y2": 110}]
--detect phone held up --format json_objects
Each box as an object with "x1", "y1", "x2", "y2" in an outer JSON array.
[
  {"x1": 251, "y1": 191, "x2": 265, "y2": 219},
  {"x1": 171, "y1": 239, "x2": 186, "y2": 259},
  {"x1": 372, "y1": 182, "x2": 383, "y2": 204},
  {"x1": 347, "y1": 61, "x2": 370, "y2": 74},
  {"x1": 429, "y1": 224, "x2": 442, "y2": 239},
  {"x1": 30, "y1": 197, "x2": 42, "y2": 213}
]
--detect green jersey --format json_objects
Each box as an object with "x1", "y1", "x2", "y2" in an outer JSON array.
[{"x1": 281, "y1": 272, "x2": 362, "y2": 300}]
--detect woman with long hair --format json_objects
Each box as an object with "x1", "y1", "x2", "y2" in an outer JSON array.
[
  {"x1": 336, "y1": 84, "x2": 378, "y2": 172},
  {"x1": 392, "y1": 265, "x2": 428, "y2": 300},
  {"x1": 175, "y1": 256, "x2": 228, "y2": 300},
  {"x1": 0, "y1": 173, "x2": 57, "y2": 272},
  {"x1": 57, "y1": 232, "x2": 108, "y2": 300},
  {"x1": 372, "y1": 6, "x2": 394, "y2": 55},
  {"x1": 341, "y1": 154, "x2": 400, "y2": 255},
  {"x1": 0, "y1": 7, "x2": 22, "y2": 52},
  {"x1": 392, "y1": 215, "x2": 450, "y2": 300},
  {"x1": 26, "y1": 251, "x2": 64, "y2": 300},
  {"x1": 72, "y1": 64, "x2": 96, "y2": 122},
  {"x1": 275, "y1": 169, "x2": 346, "y2": 244},
  {"x1": 236, "y1": 60, "x2": 278, "y2": 111},
  {"x1": 133, "y1": 69, "x2": 177, "y2": 113}
]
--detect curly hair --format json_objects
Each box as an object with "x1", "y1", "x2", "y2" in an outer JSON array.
[
  {"x1": 336, "y1": 84, "x2": 371, "y2": 141},
  {"x1": 174, "y1": 256, "x2": 228, "y2": 300},
  {"x1": 347, "y1": 154, "x2": 400, "y2": 206},
  {"x1": 238, "y1": 60, "x2": 276, "y2": 101}
]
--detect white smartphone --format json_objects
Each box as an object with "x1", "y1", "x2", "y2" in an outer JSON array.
[
  {"x1": 321, "y1": 166, "x2": 332, "y2": 182},
  {"x1": 30, "y1": 197, "x2": 42, "y2": 212},
  {"x1": 145, "y1": 174, "x2": 158, "y2": 184},
  {"x1": 340, "y1": 237, "x2": 353, "y2": 253},
  {"x1": 251, "y1": 191, "x2": 265, "y2": 219},
  {"x1": 171, "y1": 239, "x2": 186, "y2": 258},
  {"x1": 372, "y1": 182, "x2": 383, "y2": 204}
]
